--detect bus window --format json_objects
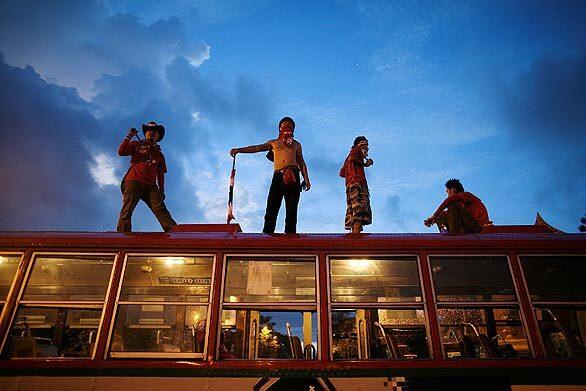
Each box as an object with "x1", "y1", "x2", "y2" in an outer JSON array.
[
  {"x1": 220, "y1": 310, "x2": 317, "y2": 359},
  {"x1": 521, "y1": 256, "x2": 586, "y2": 302},
  {"x1": 110, "y1": 305, "x2": 208, "y2": 355},
  {"x1": 430, "y1": 256, "x2": 516, "y2": 302},
  {"x1": 437, "y1": 308, "x2": 530, "y2": 359},
  {"x1": 329, "y1": 256, "x2": 429, "y2": 360},
  {"x1": 224, "y1": 257, "x2": 315, "y2": 303},
  {"x1": 3, "y1": 254, "x2": 115, "y2": 359},
  {"x1": 21, "y1": 255, "x2": 113, "y2": 301},
  {"x1": 329, "y1": 257, "x2": 422, "y2": 303},
  {"x1": 220, "y1": 256, "x2": 318, "y2": 360},
  {"x1": 109, "y1": 255, "x2": 214, "y2": 358},
  {"x1": 535, "y1": 308, "x2": 585, "y2": 358},
  {"x1": 521, "y1": 255, "x2": 586, "y2": 358},
  {"x1": 332, "y1": 309, "x2": 428, "y2": 360},
  {"x1": 0, "y1": 254, "x2": 21, "y2": 312}
]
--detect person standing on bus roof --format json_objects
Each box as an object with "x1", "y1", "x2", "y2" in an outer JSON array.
[
  {"x1": 424, "y1": 178, "x2": 492, "y2": 234},
  {"x1": 229, "y1": 116, "x2": 310, "y2": 234},
  {"x1": 116, "y1": 121, "x2": 177, "y2": 233},
  {"x1": 340, "y1": 136, "x2": 373, "y2": 234}
]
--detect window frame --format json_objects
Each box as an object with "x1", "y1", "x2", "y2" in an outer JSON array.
[
  {"x1": 1, "y1": 252, "x2": 117, "y2": 360},
  {"x1": 327, "y1": 253, "x2": 432, "y2": 361},
  {"x1": 518, "y1": 253, "x2": 586, "y2": 359},
  {"x1": 217, "y1": 253, "x2": 320, "y2": 361},
  {"x1": 0, "y1": 252, "x2": 24, "y2": 309},
  {"x1": 106, "y1": 252, "x2": 216, "y2": 359},
  {"x1": 427, "y1": 253, "x2": 534, "y2": 360}
]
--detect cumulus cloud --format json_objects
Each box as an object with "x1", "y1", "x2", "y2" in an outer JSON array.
[
  {"x1": 0, "y1": 58, "x2": 114, "y2": 230},
  {"x1": 0, "y1": 1, "x2": 211, "y2": 98},
  {"x1": 0, "y1": 0, "x2": 278, "y2": 231}
]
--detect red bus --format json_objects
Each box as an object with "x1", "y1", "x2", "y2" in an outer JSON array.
[{"x1": 0, "y1": 220, "x2": 584, "y2": 390}]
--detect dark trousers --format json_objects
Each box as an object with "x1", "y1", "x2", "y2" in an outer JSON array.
[
  {"x1": 263, "y1": 170, "x2": 301, "y2": 234},
  {"x1": 435, "y1": 203, "x2": 482, "y2": 234},
  {"x1": 116, "y1": 180, "x2": 177, "y2": 232}
]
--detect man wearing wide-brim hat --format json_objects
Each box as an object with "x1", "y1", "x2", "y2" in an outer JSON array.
[{"x1": 116, "y1": 121, "x2": 177, "y2": 232}]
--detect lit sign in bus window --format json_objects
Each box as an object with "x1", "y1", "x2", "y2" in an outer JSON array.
[
  {"x1": 0, "y1": 254, "x2": 21, "y2": 302},
  {"x1": 330, "y1": 257, "x2": 422, "y2": 303},
  {"x1": 5, "y1": 254, "x2": 116, "y2": 359},
  {"x1": 430, "y1": 256, "x2": 516, "y2": 302},
  {"x1": 224, "y1": 257, "x2": 316, "y2": 303},
  {"x1": 520, "y1": 255, "x2": 586, "y2": 302},
  {"x1": 21, "y1": 255, "x2": 114, "y2": 301},
  {"x1": 119, "y1": 256, "x2": 213, "y2": 302},
  {"x1": 109, "y1": 255, "x2": 214, "y2": 358}
]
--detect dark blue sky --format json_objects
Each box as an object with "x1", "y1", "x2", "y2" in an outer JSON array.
[{"x1": 0, "y1": 0, "x2": 584, "y2": 232}]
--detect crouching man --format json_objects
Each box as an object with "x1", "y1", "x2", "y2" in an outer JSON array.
[
  {"x1": 116, "y1": 121, "x2": 177, "y2": 232},
  {"x1": 424, "y1": 178, "x2": 491, "y2": 234}
]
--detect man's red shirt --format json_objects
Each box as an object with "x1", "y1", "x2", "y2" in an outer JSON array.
[
  {"x1": 118, "y1": 138, "x2": 167, "y2": 190},
  {"x1": 433, "y1": 191, "x2": 491, "y2": 226},
  {"x1": 340, "y1": 147, "x2": 367, "y2": 186}
]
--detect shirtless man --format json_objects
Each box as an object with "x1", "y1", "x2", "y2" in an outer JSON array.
[{"x1": 230, "y1": 117, "x2": 310, "y2": 233}]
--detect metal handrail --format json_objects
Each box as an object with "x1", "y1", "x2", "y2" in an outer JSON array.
[
  {"x1": 357, "y1": 319, "x2": 364, "y2": 359},
  {"x1": 251, "y1": 319, "x2": 258, "y2": 359},
  {"x1": 460, "y1": 322, "x2": 480, "y2": 336},
  {"x1": 374, "y1": 322, "x2": 390, "y2": 358},
  {"x1": 304, "y1": 344, "x2": 316, "y2": 359},
  {"x1": 447, "y1": 329, "x2": 460, "y2": 343},
  {"x1": 286, "y1": 322, "x2": 296, "y2": 359}
]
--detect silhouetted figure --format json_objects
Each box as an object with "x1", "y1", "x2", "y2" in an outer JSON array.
[
  {"x1": 116, "y1": 122, "x2": 177, "y2": 232},
  {"x1": 230, "y1": 117, "x2": 310, "y2": 234},
  {"x1": 340, "y1": 136, "x2": 373, "y2": 233},
  {"x1": 424, "y1": 179, "x2": 491, "y2": 234}
]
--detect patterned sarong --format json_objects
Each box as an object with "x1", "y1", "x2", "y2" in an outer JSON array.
[{"x1": 345, "y1": 183, "x2": 372, "y2": 229}]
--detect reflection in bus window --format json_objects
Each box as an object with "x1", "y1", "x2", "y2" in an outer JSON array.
[
  {"x1": 331, "y1": 309, "x2": 429, "y2": 360},
  {"x1": 0, "y1": 254, "x2": 21, "y2": 302},
  {"x1": 329, "y1": 257, "x2": 422, "y2": 303},
  {"x1": 21, "y1": 255, "x2": 114, "y2": 301},
  {"x1": 438, "y1": 308, "x2": 530, "y2": 359},
  {"x1": 521, "y1": 256, "x2": 586, "y2": 302},
  {"x1": 224, "y1": 257, "x2": 315, "y2": 303},
  {"x1": 535, "y1": 308, "x2": 586, "y2": 358},
  {"x1": 110, "y1": 305, "x2": 207, "y2": 355},
  {"x1": 220, "y1": 310, "x2": 317, "y2": 359},
  {"x1": 431, "y1": 256, "x2": 516, "y2": 302},
  {"x1": 120, "y1": 256, "x2": 213, "y2": 302},
  {"x1": 109, "y1": 255, "x2": 214, "y2": 358},
  {"x1": 6, "y1": 307, "x2": 102, "y2": 358}
]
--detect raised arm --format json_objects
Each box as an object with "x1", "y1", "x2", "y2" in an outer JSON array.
[
  {"x1": 296, "y1": 143, "x2": 311, "y2": 190},
  {"x1": 230, "y1": 141, "x2": 271, "y2": 156},
  {"x1": 118, "y1": 128, "x2": 138, "y2": 156}
]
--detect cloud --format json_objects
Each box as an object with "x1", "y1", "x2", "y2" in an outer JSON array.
[
  {"x1": 0, "y1": 2, "x2": 211, "y2": 98},
  {"x1": 0, "y1": 58, "x2": 114, "y2": 230},
  {"x1": 498, "y1": 53, "x2": 586, "y2": 230},
  {"x1": 89, "y1": 152, "x2": 121, "y2": 187},
  {"x1": 502, "y1": 54, "x2": 586, "y2": 144}
]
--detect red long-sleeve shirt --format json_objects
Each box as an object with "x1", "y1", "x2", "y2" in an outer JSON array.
[
  {"x1": 433, "y1": 191, "x2": 491, "y2": 226},
  {"x1": 340, "y1": 147, "x2": 367, "y2": 187},
  {"x1": 118, "y1": 137, "x2": 167, "y2": 191}
]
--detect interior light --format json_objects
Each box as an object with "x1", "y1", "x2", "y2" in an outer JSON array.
[
  {"x1": 164, "y1": 257, "x2": 186, "y2": 266},
  {"x1": 347, "y1": 259, "x2": 371, "y2": 270},
  {"x1": 0, "y1": 256, "x2": 4, "y2": 264}
]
